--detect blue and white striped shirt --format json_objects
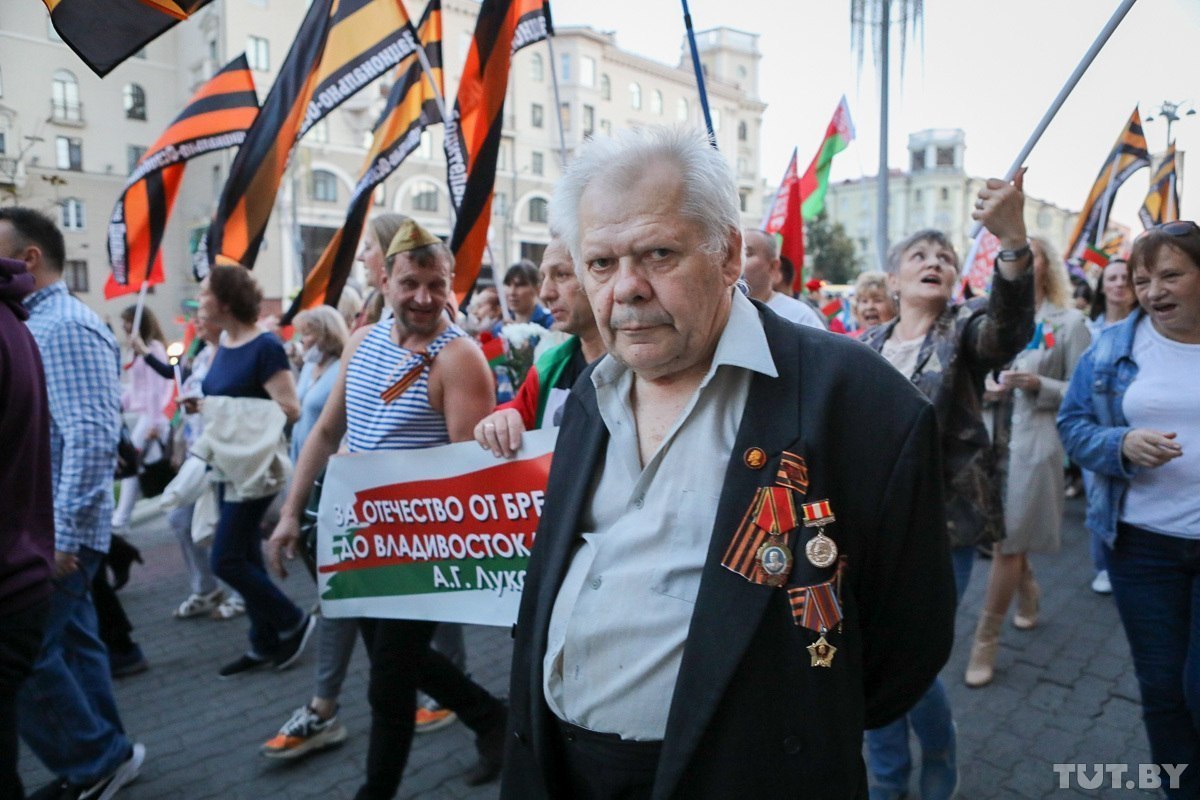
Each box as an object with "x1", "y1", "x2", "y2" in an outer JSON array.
[
  {"x1": 23, "y1": 282, "x2": 121, "y2": 554},
  {"x1": 344, "y1": 318, "x2": 465, "y2": 453}
]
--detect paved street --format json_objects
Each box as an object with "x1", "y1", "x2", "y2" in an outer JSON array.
[{"x1": 20, "y1": 498, "x2": 1155, "y2": 798}]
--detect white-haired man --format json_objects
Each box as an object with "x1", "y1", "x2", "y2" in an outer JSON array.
[
  {"x1": 742, "y1": 227, "x2": 826, "y2": 329},
  {"x1": 501, "y1": 127, "x2": 956, "y2": 799}
]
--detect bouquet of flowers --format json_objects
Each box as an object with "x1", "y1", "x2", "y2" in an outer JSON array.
[{"x1": 498, "y1": 322, "x2": 544, "y2": 389}]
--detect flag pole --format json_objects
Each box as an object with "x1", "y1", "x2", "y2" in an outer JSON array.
[
  {"x1": 545, "y1": 36, "x2": 570, "y2": 169},
  {"x1": 130, "y1": 278, "x2": 150, "y2": 354},
  {"x1": 680, "y1": 0, "x2": 716, "y2": 147},
  {"x1": 962, "y1": 0, "x2": 1139, "y2": 266},
  {"x1": 1093, "y1": 150, "x2": 1123, "y2": 249},
  {"x1": 412, "y1": 43, "x2": 459, "y2": 233}
]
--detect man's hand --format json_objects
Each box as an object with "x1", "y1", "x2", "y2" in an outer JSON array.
[
  {"x1": 53, "y1": 550, "x2": 79, "y2": 579},
  {"x1": 1122, "y1": 429, "x2": 1183, "y2": 469},
  {"x1": 474, "y1": 408, "x2": 527, "y2": 458},
  {"x1": 1000, "y1": 370, "x2": 1041, "y2": 393},
  {"x1": 973, "y1": 168, "x2": 1029, "y2": 251},
  {"x1": 267, "y1": 515, "x2": 302, "y2": 579}
]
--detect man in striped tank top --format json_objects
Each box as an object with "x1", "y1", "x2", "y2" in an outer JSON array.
[{"x1": 267, "y1": 220, "x2": 506, "y2": 798}]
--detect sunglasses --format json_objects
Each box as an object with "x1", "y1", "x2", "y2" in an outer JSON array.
[{"x1": 1154, "y1": 220, "x2": 1200, "y2": 237}]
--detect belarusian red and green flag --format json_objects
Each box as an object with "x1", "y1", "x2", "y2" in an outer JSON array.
[{"x1": 799, "y1": 95, "x2": 856, "y2": 219}]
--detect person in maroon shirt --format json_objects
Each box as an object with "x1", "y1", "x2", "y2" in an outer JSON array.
[{"x1": 0, "y1": 255, "x2": 54, "y2": 800}]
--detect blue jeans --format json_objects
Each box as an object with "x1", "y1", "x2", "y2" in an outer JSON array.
[
  {"x1": 1107, "y1": 523, "x2": 1200, "y2": 799},
  {"x1": 210, "y1": 490, "x2": 303, "y2": 658},
  {"x1": 1082, "y1": 470, "x2": 1108, "y2": 573},
  {"x1": 866, "y1": 545, "x2": 974, "y2": 798},
  {"x1": 16, "y1": 549, "x2": 132, "y2": 785}
]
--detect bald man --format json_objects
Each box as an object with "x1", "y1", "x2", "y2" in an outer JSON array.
[{"x1": 742, "y1": 228, "x2": 825, "y2": 329}]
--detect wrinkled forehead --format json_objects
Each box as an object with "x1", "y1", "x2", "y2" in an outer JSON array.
[{"x1": 540, "y1": 242, "x2": 574, "y2": 276}]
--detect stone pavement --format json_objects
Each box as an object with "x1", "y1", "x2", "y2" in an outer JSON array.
[{"x1": 19, "y1": 498, "x2": 1156, "y2": 799}]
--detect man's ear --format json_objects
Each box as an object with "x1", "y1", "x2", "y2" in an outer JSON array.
[{"x1": 720, "y1": 227, "x2": 743, "y2": 287}]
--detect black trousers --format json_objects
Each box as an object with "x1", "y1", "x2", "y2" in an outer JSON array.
[
  {"x1": 91, "y1": 564, "x2": 135, "y2": 655},
  {"x1": 354, "y1": 619, "x2": 505, "y2": 800},
  {"x1": 555, "y1": 719, "x2": 663, "y2": 800},
  {"x1": 0, "y1": 598, "x2": 50, "y2": 800}
]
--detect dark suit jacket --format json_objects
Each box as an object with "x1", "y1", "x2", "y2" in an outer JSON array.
[{"x1": 502, "y1": 304, "x2": 956, "y2": 800}]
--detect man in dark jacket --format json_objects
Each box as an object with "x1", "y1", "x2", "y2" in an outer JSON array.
[{"x1": 500, "y1": 126, "x2": 955, "y2": 800}]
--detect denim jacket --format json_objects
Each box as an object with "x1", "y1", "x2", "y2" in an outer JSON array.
[{"x1": 1056, "y1": 309, "x2": 1142, "y2": 546}]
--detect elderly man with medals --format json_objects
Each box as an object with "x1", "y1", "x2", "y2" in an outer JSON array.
[{"x1": 500, "y1": 126, "x2": 956, "y2": 800}]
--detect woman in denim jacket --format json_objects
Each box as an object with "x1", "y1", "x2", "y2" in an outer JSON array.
[{"x1": 1057, "y1": 222, "x2": 1200, "y2": 799}]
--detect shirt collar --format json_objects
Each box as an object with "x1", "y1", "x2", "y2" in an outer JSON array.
[
  {"x1": 22, "y1": 280, "x2": 67, "y2": 312},
  {"x1": 592, "y1": 289, "x2": 778, "y2": 390}
]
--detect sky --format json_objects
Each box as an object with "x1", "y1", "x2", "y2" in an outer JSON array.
[{"x1": 550, "y1": 0, "x2": 1200, "y2": 232}]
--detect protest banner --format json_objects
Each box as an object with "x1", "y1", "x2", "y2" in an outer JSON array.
[{"x1": 316, "y1": 427, "x2": 557, "y2": 626}]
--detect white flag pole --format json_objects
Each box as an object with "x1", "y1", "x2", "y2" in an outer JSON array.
[{"x1": 962, "y1": 0, "x2": 1139, "y2": 267}]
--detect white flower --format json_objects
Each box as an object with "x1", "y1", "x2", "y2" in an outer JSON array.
[{"x1": 500, "y1": 322, "x2": 544, "y2": 350}]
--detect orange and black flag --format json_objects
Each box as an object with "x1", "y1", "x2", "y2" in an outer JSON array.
[
  {"x1": 204, "y1": 0, "x2": 419, "y2": 275},
  {"x1": 43, "y1": 0, "x2": 214, "y2": 77},
  {"x1": 1064, "y1": 107, "x2": 1150, "y2": 266},
  {"x1": 105, "y1": 55, "x2": 258, "y2": 300},
  {"x1": 445, "y1": 0, "x2": 552, "y2": 299},
  {"x1": 282, "y1": 0, "x2": 444, "y2": 324},
  {"x1": 1139, "y1": 143, "x2": 1180, "y2": 229}
]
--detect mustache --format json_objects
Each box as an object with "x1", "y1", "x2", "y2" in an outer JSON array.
[{"x1": 608, "y1": 308, "x2": 673, "y2": 329}]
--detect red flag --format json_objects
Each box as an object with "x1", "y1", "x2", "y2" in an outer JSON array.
[{"x1": 762, "y1": 148, "x2": 805, "y2": 293}]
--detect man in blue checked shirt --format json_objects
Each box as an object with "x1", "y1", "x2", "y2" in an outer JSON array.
[{"x1": 0, "y1": 208, "x2": 145, "y2": 800}]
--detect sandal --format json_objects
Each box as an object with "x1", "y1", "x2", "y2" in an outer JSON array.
[
  {"x1": 175, "y1": 589, "x2": 225, "y2": 619},
  {"x1": 212, "y1": 595, "x2": 245, "y2": 620}
]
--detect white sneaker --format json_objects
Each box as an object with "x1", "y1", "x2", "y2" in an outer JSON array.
[
  {"x1": 1091, "y1": 570, "x2": 1112, "y2": 595},
  {"x1": 174, "y1": 588, "x2": 225, "y2": 619},
  {"x1": 82, "y1": 741, "x2": 145, "y2": 800}
]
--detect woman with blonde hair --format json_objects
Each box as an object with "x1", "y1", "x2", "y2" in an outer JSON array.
[
  {"x1": 291, "y1": 305, "x2": 349, "y2": 462},
  {"x1": 851, "y1": 270, "x2": 896, "y2": 337},
  {"x1": 964, "y1": 236, "x2": 1091, "y2": 687},
  {"x1": 353, "y1": 213, "x2": 408, "y2": 330}
]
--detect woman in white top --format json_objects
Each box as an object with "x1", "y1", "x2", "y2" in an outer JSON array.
[{"x1": 1057, "y1": 221, "x2": 1200, "y2": 799}]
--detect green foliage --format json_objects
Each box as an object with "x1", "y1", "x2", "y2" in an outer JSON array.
[{"x1": 806, "y1": 212, "x2": 859, "y2": 285}]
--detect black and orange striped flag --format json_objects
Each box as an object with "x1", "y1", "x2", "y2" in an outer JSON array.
[
  {"x1": 445, "y1": 0, "x2": 552, "y2": 299},
  {"x1": 1139, "y1": 143, "x2": 1180, "y2": 229},
  {"x1": 281, "y1": 0, "x2": 444, "y2": 324},
  {"x1": 105, "y1": 55, "x2": 258, "y2": 300},
  {"x1": 43, "y1": 0, "x2": 214, "y2": 77},
  {"x1": 1064, "y1": 108, "x2": 1150, "y2": 265},
  {"x1": 205, "y1": 0, "x2": 420, "y2": 274}
]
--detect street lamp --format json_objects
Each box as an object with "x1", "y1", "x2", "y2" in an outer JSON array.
[{"x1": 1144, "y1": 100, "x2": 1196, "y2": 150}]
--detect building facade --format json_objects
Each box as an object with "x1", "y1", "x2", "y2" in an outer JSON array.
[
  {"x1": 824, "y1": 129, "x2": 1080, "y2": 272},
  {"x1": 0, "y1": 1, "x2": 765, "y2": 333}
]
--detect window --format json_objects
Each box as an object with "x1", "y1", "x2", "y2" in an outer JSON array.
[
  {"x1": 529, "y1": 197, "x2": 549, "y2": 223},
  {"x1": 51, "y1": 70, "x2": 80, "y2": 122},
  {"x1": 935, "y1": 147, "x2": 955, "y2": 167},
  {"x1": 307, "y1": 119, "x2": 329, "y2": 144},
  {"x1": 600, "y1": 74, "x2": 611, "y2": 101},
  {"x1": 530, "y1": 53, "x2": 544, "y2": 82},
  {"x1": 737, "y1": 120, "x2": 748, "y2": 142},
  {"x1": 629, "y1": 82, "x2": 641, "y2": 110},
  {"x1": 493, "y1": 191, "x2": 508, "y2": 217},
  {"x1": 559, "y1": 53, "x2": 570, "y2": 82},
  {"x1": 411, "y1": 181, "x2": 438, "y2": 212},
  {"x1": 418, "y1": 130, "x2": 433, "y2": 159},
  {"x1": 60, "y1": 198, "x2": 85, "y2": 230},
  {"x1": 599, "y1": 119, "x2": 611, "y2": 137},
  {"x1": 583, "y1": 105, "x2": 595, "y2": 137},
  {"x1": 309, "y1": 169, "x2": 338, "y2": 202},
  {"x1": 913, "y1": 189, "x2": 923, "y2": 203},
  {"x1": 531, "y1": 103, "x2": 544, "y2": 128},
  {"x1": 0, "y1": 132, "x2": 6, "y2": 154},
  {"x1": 580, "y1": 57, "x2": 595, "y2": 88},
  {"x1": 126, "y1": 145, "x2": 147, "y2": 174},
  {"x1": 531, "y1": 151, "x2": 544, "y2": 176},
  {"x1": 739, "y1": 190, "x2": 749, "y2": 212},
  {"x1": 65, "y1": 259, "x2": 88, "y2": 293},
  {"x1": 123, "y1": 83, "x2": 147, "y2": 120},
  {"x1": 940, "y1": 187, "x2": 950, "y2": 201},
  {"x1": 650, "y1": 90, "x2": 663, "y2": 116},
  {"x1": 559, "y1": 103, "x2": 570, "y2": 132},
  {"x1": 677, "y1": 97, "x2": 689, "y2": 122},
  {"x1": 246, "y1": 36, "x2": 270, "y2": 71},
  {"x1": 911, "y1": 150, "x2": 926, "y2": 171},
  {"x1": 55, "y1": 136, "x2": 82, "y2": 171}
]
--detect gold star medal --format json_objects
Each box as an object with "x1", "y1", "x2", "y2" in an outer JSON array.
[{"x1": 807, "y1": 633, "x2": 837, "y2": 668}]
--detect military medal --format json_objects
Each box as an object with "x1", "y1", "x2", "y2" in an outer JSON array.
[
  {"x1": 775, "y1": 451, "x2": 809, "y2": 494},
  {"x1": 801, "y1": 500, "x2": 838, "y2": 568},
  {"x1": 756, "y1": 541, "x2": 793, "y2": 587},
  {"x1": 723, "y1": 486, "x2": 798, "y2": 587},
  {"x1": 807, "y1": 633, "x2": 837, "y2": 667}
]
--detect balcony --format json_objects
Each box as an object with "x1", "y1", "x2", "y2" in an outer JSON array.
[
  {"x1": 50, "y1": 100, "x2": 84, "y2": 126},
  {"x1": 0, "y1": 157, "x2": 20, "y2": 187}
]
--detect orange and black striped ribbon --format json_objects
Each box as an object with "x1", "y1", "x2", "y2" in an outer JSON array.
[
  {"x1": 105, "y1": 55, "x2": 258, "y2": 299},
  {"x1": 43, "y1": 0, "x2": 214, "y2": 77},
  {"x1": 1064, "y1": 107, "x2": 1150, "y2": 264},
  {"x1": 1139, "y1": 143, "x2": 1179, "y2": 229},
  {"x1": 380, "y1": 351, "x2": 434, "y2": 405},
  {"x1": 787, "y1": 558, "x2": 846, "y2": 632},
  {"x1": 722, "y1": 498, "x2": 769, "y2": 581},
  {"x1": 206, "y1": 0, "x2": 419, "y2": 273},
  {"x1": 753, "y1": 486, "x2": 798, "y2": 535},
  {"x1": 445, "y1": 0, "x2": 552, "y2": 300},
  {"x1": 281, "y1": 0, "x2": 443, "y2": 325},
  {"x1": 775, "y1": 452, "x2": 808, "y2": 494}
]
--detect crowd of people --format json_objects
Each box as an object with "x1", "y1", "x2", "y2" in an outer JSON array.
[{"x1": 2, "y1": 124, "x2": 1198, "y2": 800}]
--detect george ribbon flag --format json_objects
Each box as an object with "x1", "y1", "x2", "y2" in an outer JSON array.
[
  {"x1": 105, "y1": 55, "x2": 259, "y2": 300},
  {"x1": 445, "y1": 0, "x2": 552, "y2": 299},
  {"x1": 1139, "y1": 143, "x2": 1180, "y2": 229},
  {"x1": 204, "y1": 0, "x2": 420, "y2": 275},
  {"x1": 281, "y1": 0, "x2": 444, "y2": 324},
  {"x1": 43, "y1": 0, "x2": 214, "y2": 77}
]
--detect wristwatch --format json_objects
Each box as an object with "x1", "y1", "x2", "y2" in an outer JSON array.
[{"x1": 997, "y1": 242, "x2": 1032, "y2": 262}]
